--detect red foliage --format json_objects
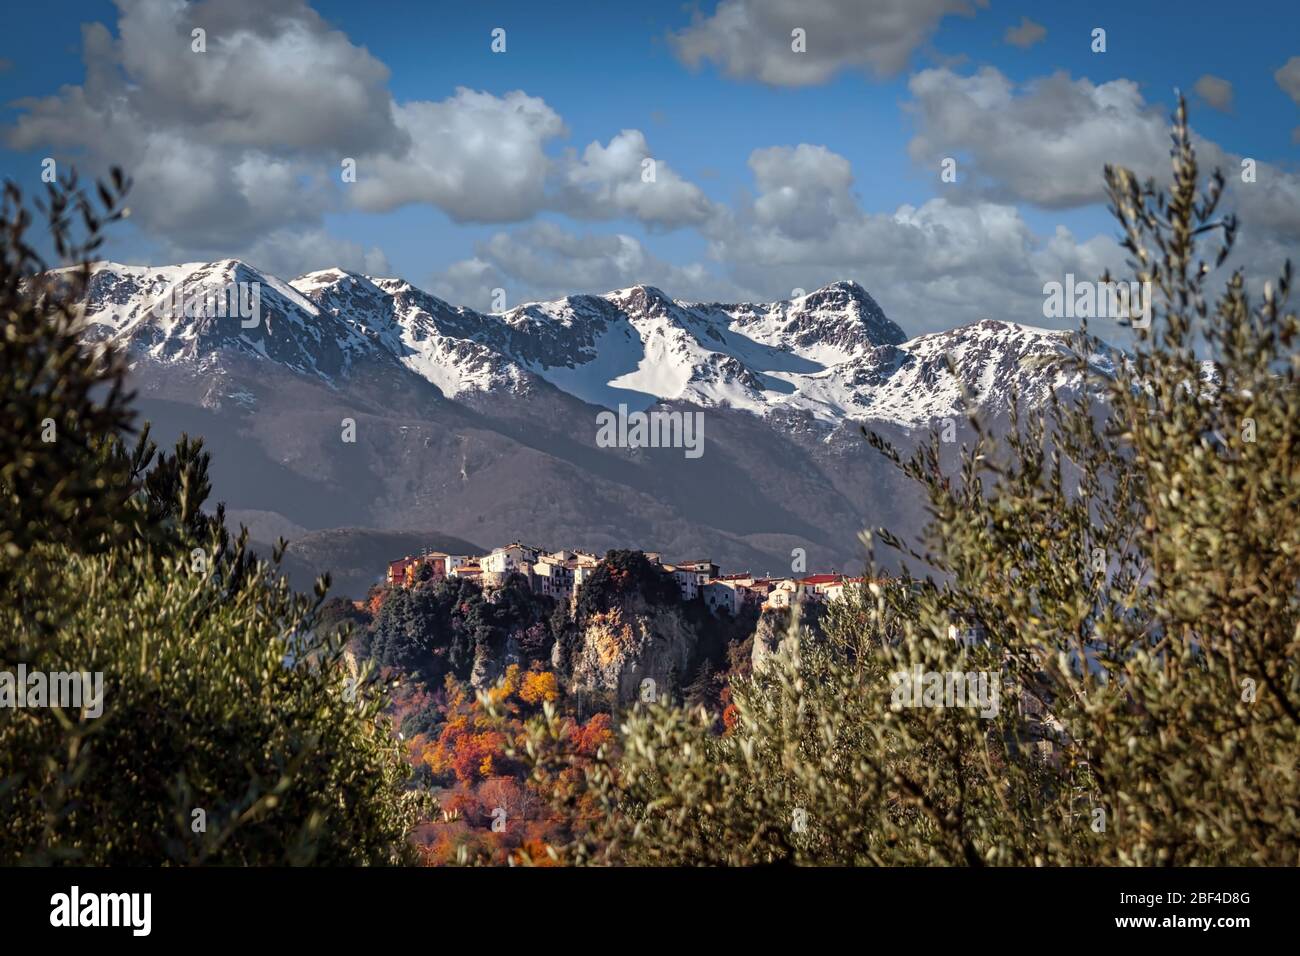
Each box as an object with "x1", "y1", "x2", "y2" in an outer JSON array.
[
  {"x1": 405, "y1": 673, "x2": 623, "y2": 865},
  {"x1": 572, "y1": 712, "x2": 614, "y2": 757},
  {"x1": 722, "y1": 702, "x2": 740, "y2": 733}
]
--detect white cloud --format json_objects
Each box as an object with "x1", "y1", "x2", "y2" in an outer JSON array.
[
  {"x1": 904, "y1": 66, "x2": 1300, "y2": 266},
  {"x1": 900, "y1": 67, "x2": 1300, "y2": 327},
  {"x1": 8, "y1": 0, "x2": 404, "y2": 155},
  {"x1": 906, "y1": 67, "x2": 1171, "y2": 208},
  {"x1": 10, "y1": 1, "x2": 1286, "y2": 342},
  {"x1": 6, "y1": 0, "x2": 393, "y2": 259},
  {"x1": 349, "y1": 89, "x2": 565, "y2": 223},
  {"x1": 670, "y1": 0, "x2": 981, "y2": 86},
  {"x1": 111, "y1": 0, "x2": 404, "y2": 152},
  {"x1": 238, "y1": 228, "x2": 390, "y2": 280},
  {"x1": 437, "y1": 143, "x2": 1132, "y2": 338},
  {"x1": 745, "y1": 144, "x2": 856, "y2": 239},
  {"x1": 710, "y1": 148, "x2": 1128, "y2": 334},
  {"x1": 431, "y1": 222, "x2": 750, "y2": 308},
  {"x1": 556, "y1": 130, "x2": 718, "y2": 229},
  {"x1": 6, "y1": 1, "x2": 716, "y2": 255}
]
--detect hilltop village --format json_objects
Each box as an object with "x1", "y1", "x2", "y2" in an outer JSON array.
[{"x1": 385, "y1": 542, "x2": 865, "y2": 617}]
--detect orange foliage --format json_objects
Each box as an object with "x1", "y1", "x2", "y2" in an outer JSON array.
[
  {"x1": 515, "y1": 837, "x2": 560, "y2": 866},
  {"x1": 407, "y1": 672, "x2": 624, "y2": 865},
  {"x1": 365, "y1": 585, "x2": 388, "y2": 616},
  {"x1": 572, "y1": 712, "x2": 614, "y2": 757},
  {"x1": 421, "y1": 677, "x2": 522, "y2": 785},
  {"x1": 484, "y1": 663, "x2": 522, "y2": 708},
  {"x1": 520, "y1": 669, "x2": 561, "y2": 705},
  {"x1": 722, "y1": 702, "x2": 740, "y2": 733}
]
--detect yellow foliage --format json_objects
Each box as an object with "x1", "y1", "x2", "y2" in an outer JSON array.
[{"x1": 520, "y1": 670, "x2": 561, "y2": 705}]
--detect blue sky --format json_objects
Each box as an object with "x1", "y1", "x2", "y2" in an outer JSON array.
[{"x1": 2, "y1": 0, "x2": 1297, "y2": 335}]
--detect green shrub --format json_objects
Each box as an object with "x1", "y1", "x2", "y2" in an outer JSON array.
[{"x1": 0, "y1": 170, "x2": 421, "y2": 865}]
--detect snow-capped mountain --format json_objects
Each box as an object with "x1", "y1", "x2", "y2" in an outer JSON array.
[
  {"x1": 75, "y1": 259, "x2": 1101, "y2": 429},
  {"x1": 63, "y1": 258, "x2": 1116, "y2": 596}
]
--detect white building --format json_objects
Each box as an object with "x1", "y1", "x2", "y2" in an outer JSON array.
[
  {"x1": 533, "y1": 555, "x2": 577, "y2": 600},
  {"x1": 822, "y1": 578, "x2": 865, "y2": 603},
  {"x1": 571, "y1": 561, "x2": 597, "y2": 597},
  {"x1": 448, "y1": 563, "x2": 482, "y2": 582},
  {"x1": 670, "y1": 567, "x2": 704, "y2": 601},
  {"x1": 481, "y1": 543, "x2": 541, "y2": 578},
  {"x1": 702, "y1": 580, "x2": 743, "y2": 616}
]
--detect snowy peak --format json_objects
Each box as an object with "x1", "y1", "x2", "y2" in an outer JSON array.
[
  {"x1": 789, "y1": 280, "x2": 905, "y2": 348},
  {"x1": 74, "y1": 259, "x2": 379, "y2": 381},
  {"x1": 852, "y1": 320, "x2": 1090, "y2": 426},
  {"x1": 606, "y1": 284, "x2": 677, "y2": 317},
  {"x1": 73, "y1": 261, "x2": 1100, "y2": 427},
  {"x1": 290, "y1": 268, "x2": 524, "y2": 397}
]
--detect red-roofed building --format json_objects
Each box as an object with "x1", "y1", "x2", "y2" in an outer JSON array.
[{"x1": 798, "y1": 574, "x2": 843, "y2": 587}]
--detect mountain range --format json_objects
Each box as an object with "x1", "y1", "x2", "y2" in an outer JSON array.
[{"x1": 71, "y1": 259, "x2": 1113, "y2": 597}]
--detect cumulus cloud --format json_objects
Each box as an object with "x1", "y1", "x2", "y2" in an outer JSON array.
[
  {"x1": 1194, "y1": 74, "x2": 1234, "y2": 112},
  {"x1": 906, "y1": 67, "x2": 1171, "y2": 208},
  {"x1": 432, "y1": 143, "x2": 1132, "y2": 338},
  {"x1": 906, "y1": 66, "x2": 1300, "y2": 227},
  {"x1": 114, "y1": 0, "x2": 404, "y2": 152},
  {"x1": 1003, "y1": 17, "x2": 1046, "y2": 49},
  {"x1": 431, "y1": 222, "x2": 747, "y2": 309},
  {"x1": 8, "y1": 0, "x2": 404, "y2": 156},
  {"x1": 5, "y1": 0, "x2": 717, "y2": 264},
  {"x1": 710, "y1": 144, "x2": 1127, "y2": 334},
  {"x1": 906, "y1": 65, "x2": 1300, "y2": 300},
  {"x1": 670, "y1": 0, "x2": 981, "y2": 86},
  {"x1": 555, "y1": 130, "x2": 719, "y2": 229},
  {"x1": 6, "y1": 0, "x2": 396, "y2": 261},
  {"x1": 7, "y1": 0, "x2": 403, "y2": 153},
  {"x1": 10, "y1": 0, "x2": 1284, "y2": 342},
  {"x1": 238, "y1": 228, "x2": 390, "y2": 280},
  {"x1": 349, "y1": 89, "x2": 565, "y2": 223},
  {"x1": 745, "y1": 144, "x2": 857, "y2": 239}
]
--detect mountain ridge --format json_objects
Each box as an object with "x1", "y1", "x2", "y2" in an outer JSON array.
[
  {"x1": 74, "y1": 258, "x2": 1110, "y2": 429},
  {"x1": 64, "y1": 259, "x2": 1116, "y2": 597}
]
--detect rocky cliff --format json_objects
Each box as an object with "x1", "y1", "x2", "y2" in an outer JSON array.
[{"x1": 566, "y1": 600, "x2": 698, "y2": 707}]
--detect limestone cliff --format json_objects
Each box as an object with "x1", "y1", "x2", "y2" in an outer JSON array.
[{"x1": 567, "y1": 600, "x2": 698, "y2": 707}]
